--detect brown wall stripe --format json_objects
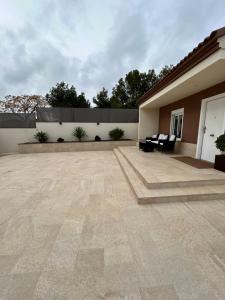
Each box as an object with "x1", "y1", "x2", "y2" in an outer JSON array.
[{"x1": 159, "y1": 81, "x2": 225, "y2": 144}]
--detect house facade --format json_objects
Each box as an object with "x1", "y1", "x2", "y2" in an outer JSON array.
[{"x1": 138, "y1": 27, "x2": 225, "y2": 162}]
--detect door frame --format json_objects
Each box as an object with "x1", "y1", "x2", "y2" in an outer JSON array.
[{"x1": 196, "y1": 92, "x2": 225, "y2": 159}]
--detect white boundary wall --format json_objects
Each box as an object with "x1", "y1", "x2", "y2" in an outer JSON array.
[
  {"x1": 37, "y1": 123, "x2": 138, "y2": 142},
  {"x1": 0, "y1": 128, "x2": 36, "y2": 154},
  {"x1": 0, "y1": 122, "x2": 138, "y2": 153}
]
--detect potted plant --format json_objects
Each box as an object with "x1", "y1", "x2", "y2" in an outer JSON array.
[{"x1": 214, "y1": 134, "x2": 225, "y2": 172}]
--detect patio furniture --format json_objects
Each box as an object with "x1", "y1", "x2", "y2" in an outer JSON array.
[
  {"x1": 146, "y1": 134, "x2": 159, "y2": 142},
  {"x1": 139, "y1": 134, "x2": 176, "y2": 153},
  {"x1": 139, "y1": 134, "x2": 159, "y2": 152},
  {"x1": 150, "y1": 134, "x2": 169, "y2": 148},
  {"x1": 158, "y1": 134, "x2": 176, "y2": 152},
  {"x1": 139, "y1": 139, "x2": 145, "y2": 150},
  {"x1": 139, "y1": 139, "x2": 154, "y2": 152}
]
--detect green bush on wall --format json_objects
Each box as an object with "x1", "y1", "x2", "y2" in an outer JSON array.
[
  {"x1": 73, "y1": 126, "x2": 87, "y2": 141},
  {"x1": 109, "y1": 128, "x2": 124, "y2": 140},
  {"x1": 215, "y1": 134, "x2": 225, "y2": 152},
  {"x1": 34, "y1": 131, "x2": 48, "y2": 143}
]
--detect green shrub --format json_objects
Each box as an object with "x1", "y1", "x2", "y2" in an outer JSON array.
[
  {"x1": 109, "y1": 128, "x2": 124, "y2": 140},
  {"x1": 34, "y1": 131, "x2": 48, "y2": 143},
  {"x1": 73, "y1": 127, "x2": 87, "y2": 141},
  {"x1": 215, "y1": 134, "x2": 225, "y2": 152}
]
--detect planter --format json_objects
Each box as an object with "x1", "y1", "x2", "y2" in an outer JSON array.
[
  {"x1": 214, "y1": 154, "x2": 225, "y2": 172},
  {"x1": 18, "y1": 140, "x2": 136, "y2": 154}
]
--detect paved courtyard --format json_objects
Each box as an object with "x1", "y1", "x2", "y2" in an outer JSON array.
[{"x1": 0, "y1": 151, "x2": 225, "y2": 299}]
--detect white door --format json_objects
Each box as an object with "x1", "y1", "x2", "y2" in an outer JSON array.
[{"x1": 201, "y1": 97, "x2": 225, "y2": 162}]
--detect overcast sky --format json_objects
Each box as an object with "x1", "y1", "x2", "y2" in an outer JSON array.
[{"x1": 0, "y1": 0, "x2": 225, "y2": 103}]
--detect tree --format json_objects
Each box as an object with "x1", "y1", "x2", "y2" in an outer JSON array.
[
  {"x1": 0, "y1": 94, "x2": 47, "y2": 114},
  {"x1": 93, "y1": 69, "x2": 161, "y2": 108},
  {"x1": 110, "y1": 78, "x2": 129, "y2": 108},
  {"x1": 142, "y1": 69, "x2": 159, "y2": 90},
  {"x1": 110, "y1": 69, "x2": 158, "y2": 108},
  {"x1": 111, "y1": 66, "x2": 174, "y2": 108},
  {"x1": 93, "y1": 88, "x2": 111, "y2": 108},
  {"x1": 157, "y1": 64, "x2": 174, "y2": 80},
  {"x1": 46, "y1": 82, "x2": 90, "y2": 108},
  {"x1": 77, "y1": 92, "x2": 90, "y2": 108}
]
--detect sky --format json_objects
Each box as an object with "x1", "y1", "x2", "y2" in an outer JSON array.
[{"x1": 0, "y1": 0, "x2": 225, "y2": 104}]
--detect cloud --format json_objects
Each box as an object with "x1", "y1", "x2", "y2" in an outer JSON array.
[
  {"x1": 0, "y1": 24, "x2": 81, "y2": 96},
  {"x1": 0, "y1": 0, "x2": 225, "y2": 102}
]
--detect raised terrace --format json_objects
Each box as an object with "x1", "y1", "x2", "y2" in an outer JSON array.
[{"x1": 114, "y1": 146, "x2": 225, "y2": 204}]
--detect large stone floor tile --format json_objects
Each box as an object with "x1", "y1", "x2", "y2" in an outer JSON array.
[
  {"x1": 104, "y1": 288, "x2": 141, "y2": 299},
  {"x1": 104, "y1": 262, "x2": 140, "y2": 292},
  {"x1": 0, "y1": 151, "x2": 224, "y2": 299},
  {"x1": 33, "y1": 270, "x2": 76, "y2": 300},
  {"x1": 140, "y1": 285, "x2": 179, "y2": 300},
  {"x1": 1, "y1": 272, "x2": 40, "y2": 300}
]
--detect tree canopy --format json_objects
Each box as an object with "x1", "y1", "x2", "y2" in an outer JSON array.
[
  {"x1": 157, "y1": 64, "x2": 174, "y2": 80},
  {"x1": 0, "y1": 95, "x2": 47, "y2": 114},
  {"x1": 93, "y1": 65, "x2": 173, "y2": 108},
  {"x1": 0, "y1": 65, "x2": 173, "y2": 111},
  {"x1": 46, "y1": 82, "x2": 90, "y2": 108},
  {"x1": 93, "y1": 88, "x2": 111, "y2": 108}
]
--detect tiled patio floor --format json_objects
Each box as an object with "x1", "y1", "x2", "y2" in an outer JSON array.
[{"x1": 0, "y1": 151, "x2": 225, "y2": 299}]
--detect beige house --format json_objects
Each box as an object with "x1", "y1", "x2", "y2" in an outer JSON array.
[{"x1": 138, "y1": 26, "x2": 225, "y2": 162}]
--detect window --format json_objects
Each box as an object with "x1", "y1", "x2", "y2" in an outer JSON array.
[{"x1": 170, "y1": 108, "x2": 184, "y2": 140}]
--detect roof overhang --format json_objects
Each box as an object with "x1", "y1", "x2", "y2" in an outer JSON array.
[
  {"x1": 139, "y1": 28, "x2": 225, "y2": 109},
  {"x1": 141, "y1": 47, "x2": 225, "y2": 109}
]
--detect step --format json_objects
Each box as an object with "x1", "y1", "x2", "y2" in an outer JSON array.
[
  {"x1": 118, "y1": 147, "x2": 225, "y2": 189},
  {"x1": 114, "y1": 148, "x2": 225, "y2": 204}
]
